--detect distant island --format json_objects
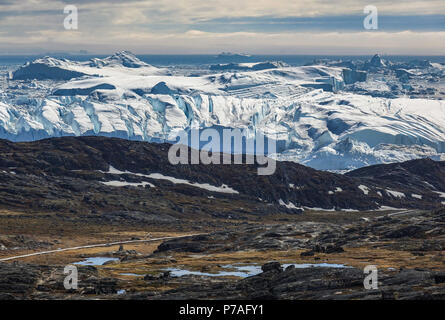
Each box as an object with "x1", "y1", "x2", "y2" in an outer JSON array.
[{"x1": 216, "y1": 52, "x2": 251, "y2": 58}]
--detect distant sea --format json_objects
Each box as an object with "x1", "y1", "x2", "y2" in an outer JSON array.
[{"x1": 1, "y1": 54, "x2": 445, "y2": 67}]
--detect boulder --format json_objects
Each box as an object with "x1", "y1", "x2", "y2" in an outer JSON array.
[{"x1": 261, "y1": 262, "x2": 283, "y2": 273}]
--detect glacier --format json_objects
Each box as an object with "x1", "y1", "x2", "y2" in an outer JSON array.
[{"x1": 1, "y1": 51, "x2": 445, "y2": 171}]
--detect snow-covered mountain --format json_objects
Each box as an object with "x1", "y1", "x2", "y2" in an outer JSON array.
[{"x1": 1, "y1": 51, "x2": 445, "y2": 170}]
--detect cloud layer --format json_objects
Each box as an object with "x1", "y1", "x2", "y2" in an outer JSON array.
[{"x1": 0, "y1": 0, "x2": 444, "y2": 54}]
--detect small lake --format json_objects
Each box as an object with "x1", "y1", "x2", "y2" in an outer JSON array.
[
  {"x1": 120, "y1": 273, "x2": 144, "y2": 277},
  {"x1": 165, "y1": 263, "x2": 348, "y2": 278},
  {"x1": 73, "y1": 257, "x2": 119, "y2": 266}
]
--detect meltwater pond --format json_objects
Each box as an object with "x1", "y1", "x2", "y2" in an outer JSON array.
[
  {"x1": 73, "y1": 257, "x2": 119, "y2": 266},
  {"x1": 165, "y1": 263, "x2": 348, "y2": 278}
]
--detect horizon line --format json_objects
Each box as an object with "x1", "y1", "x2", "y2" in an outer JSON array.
[{"x1": 1, "y1": 53, "x2": 445, "y2": 57}]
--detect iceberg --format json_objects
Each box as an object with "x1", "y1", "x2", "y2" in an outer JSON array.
[
  {"x1": 2, "y1": 52, "x2": 445, "y2": 171},
  {"x1": 210, "y1": 61, "x2": 289, "y2": 71}
]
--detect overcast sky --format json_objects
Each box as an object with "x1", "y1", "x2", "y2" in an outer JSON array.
[{"x1": 0, "y1": 0, "x2": 444, "y2": 54}]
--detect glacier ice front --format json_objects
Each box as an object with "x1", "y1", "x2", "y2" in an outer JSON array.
[{"x1": 1, "y1": 52, "x2": 445, "y2": 171}]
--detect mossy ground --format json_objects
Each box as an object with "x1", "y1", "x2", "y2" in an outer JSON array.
[{"x1": 0, "y1": 208, "x2": 442, "y2": 295}]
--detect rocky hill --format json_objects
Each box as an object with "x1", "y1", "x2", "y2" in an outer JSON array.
[{"x1": 0, "y1": 136, "x2": 443, "y2": 217}]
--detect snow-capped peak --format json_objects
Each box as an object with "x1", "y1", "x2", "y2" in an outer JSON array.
[{"x1": 89, "y1": 51, "x2": 150, "y2": 68}]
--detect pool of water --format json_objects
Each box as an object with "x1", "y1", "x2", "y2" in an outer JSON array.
[
  {"x1": 73, "y1": 257, "x2": 119, "y2": 266},
  {"x1": 165, "y1": 263, "x2": 348, "y2": 278},
  {"x1": 165, "y1": 267, "x2": 252, "y2": 278},
  {"x1": 284, "y1": 263, "x2": 347, "y2": 269}
]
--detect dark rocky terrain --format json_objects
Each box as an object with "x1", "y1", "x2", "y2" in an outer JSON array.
[
  {"x1": 0, "y1": 136, "x2": 444, "y2": 218},
  {"x1": 0, "y1": 136, "x2": 443, "y2": 300},
  {"x1": 139, "y1": 264, "x2": 445, "y2": 300},
  {"x1": 0, "y1": 208, "x2": 443, "y2": 300}
]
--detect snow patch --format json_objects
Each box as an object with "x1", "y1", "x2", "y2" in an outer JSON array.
[
  {"x1": 434, "y1": 191, "x2": 445, "y2": 198},
  {"x1": 101, "y1": 181, "x2": 155, "y2": 188},
  {"x1": 104, "y1": 166, "x2": 239, "y2": 194},
  {"x1": 376, "y1": 206, "x2": 406, "y2": 211},
  {"x1": 358, "y1": 185, "x2": 370, "y2": 195},
  {"x1": 278, "y1": 199, "x2": 301, "y2": 210},
  {"x1": 303, "y1": 206, "x2": 336, "y2": 212},
  {"x1": 385, "y1": 189, "x2": 406, "y2": 198}
]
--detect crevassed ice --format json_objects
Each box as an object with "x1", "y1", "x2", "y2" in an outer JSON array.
[{"x1": 3, "y1": 54, "x2": 445, "y2": 171}]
